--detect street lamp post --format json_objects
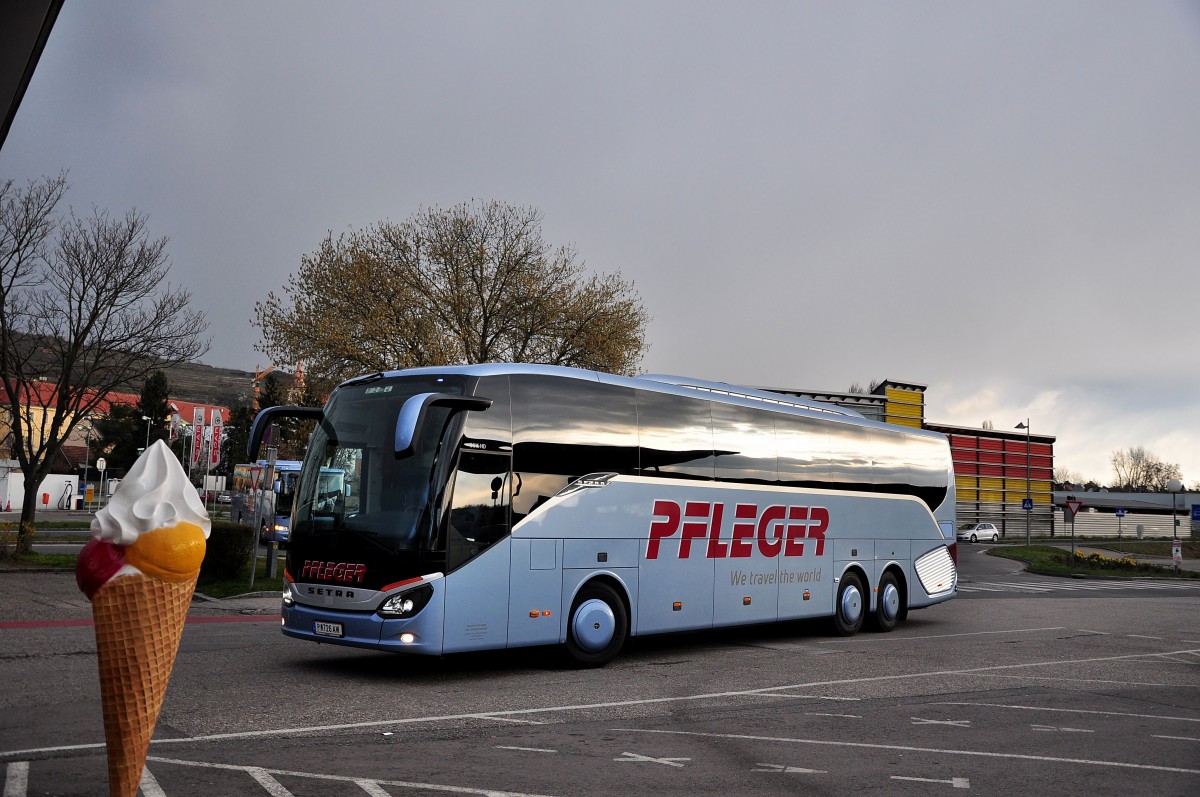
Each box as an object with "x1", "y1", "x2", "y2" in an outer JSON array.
[
  {"x1": 1015, "y1": 419, "x2": 1031, "y2": 547},
  {"x1": 1167, "y1": 477, "x2": 1183, "y2": 541},
  {"x1": 141, "y1": 415, "x2": 152, "y2": 452},
  {"x1": 82, "y1": 424, "x2": 93, "y2": 505}
]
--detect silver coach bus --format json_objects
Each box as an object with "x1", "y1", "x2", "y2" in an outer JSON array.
[{"x1": 250, "y1": 364, "x2": 958, "y2": 666}]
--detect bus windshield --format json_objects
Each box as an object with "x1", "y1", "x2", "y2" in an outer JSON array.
[
  {"x1": 290, "y1": 375, "x2": 467, "y2": 559},
  {"x1": 275, "y1": 470, "x2": 300, "y2": 517}
]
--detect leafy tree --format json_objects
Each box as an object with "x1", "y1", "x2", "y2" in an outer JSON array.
[
  {"x1": 137, "y1": 370, "x2": 171, "y2": 450},
  {"x1": 1110, "y1": 446, "x2": 1182, "y2": 492},
  {"x1": 93, "y1": 403, "x2": 145, "y2": 475},
  {"x1": 222, "y1": 402, "x2": 255, "y2": 472},
  {"x1": 253, "y1": 200, "x2": 648, "y2": 392},
  {"x1": 0, "y1": 174, "x2": 208, "y2": 551},
  {"x1": 256, "y1": 372, "x2": 287, "y2": 410},
  {"x1": 92, "y1": 371, "x2": 175, "y2": 474},
  {"x1": 253, "y1": 372, "x2": 312, "y2": 460}
]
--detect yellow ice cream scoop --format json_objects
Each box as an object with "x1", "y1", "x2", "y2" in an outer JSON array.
[{"x1": 124, "y1": 521, "x2": 208, "y2": 582}]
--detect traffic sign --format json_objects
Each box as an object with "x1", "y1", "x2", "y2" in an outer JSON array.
[
  {"x1": 1192, "y1": 504, "x2": 1200, "y2": 523},
  {"x1": 95, "y1": 457, "x2": 106, "y2": 473},
  {"x1": 1065, "y1": 500, "x2": 1083, "y2": 518},
  {"x1": 1116, "y1": 508, "x2": 1126, "y2": 518},
  {"x1": 1021, "y1": 498, "x2": 1033, "y2": 511}
]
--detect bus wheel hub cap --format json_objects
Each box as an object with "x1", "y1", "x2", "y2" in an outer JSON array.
[
  {"x1": 841, "y1": 586, "x2": 862, "y2": 624},
  {"x1": 573, "y1": 599, "x2": 615, "y2": 652},
  {"x1": 880, "y1": 582, "x2": 899, "y2": 621}
]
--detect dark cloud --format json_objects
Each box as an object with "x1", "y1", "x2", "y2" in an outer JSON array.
[{"x1": 3, "y1": 1, "x2": 1197, "y2": 480}]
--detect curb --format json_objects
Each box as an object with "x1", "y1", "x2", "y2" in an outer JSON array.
[{"x1": 193, "y1": 590, "x2": 280, "y2": 602}]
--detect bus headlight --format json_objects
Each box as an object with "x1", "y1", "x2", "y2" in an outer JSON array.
[
  {"x1": 282, "y1": 586, "x2": 295, "y2": 607},
  {"x1": 378, "y1": 583, "x2": 433, "y2": 618}
]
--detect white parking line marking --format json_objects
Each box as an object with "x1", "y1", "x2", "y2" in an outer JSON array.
[
  {"x1": 966, "y1": 673, "x2": 1172, "y2": 687},
  {"x1": 892, "y1": 775, "x2": 970, "y2": 788},
  {"x1": 818, "y1": 626, "x2": 1065, "y2": 643},
  {"x1": 615, "y1": 728, "x2": 1200, "y2": 775},
  {"x1": 1152, "y1": 735, "x2": 1200, "y2": 742},
  {"x1": 1031, "y1": 725, "x2": 1094, "y2": 733},
  {"x1": 755, "y1": 692, "x2": 860, "y2": 701},
  {"x1": 1077, "y1": 629, "x2": 1109, "y2": 635},
  {"x1": 3, "y1": 762, "x2": 29, "y2": 797},
  {"x1": 912, "y1": 718, "x2": 971, "y2": 727},
  {"x1": 357, "y1": 781, "x2": 394, "y2": 797},
  {"x1": 614, "y1": 752, "x2": 689, "y2": 767},
  {"x1": 934, "y1": 702, "x2": 1200, "y2": 723},
  {"x1": 4, "y1": 647, "x2": 1197, "y2": 761},
  {"x1": 495, "y1": 746, "x2": 556, "y2": 753},
  {"x1": 146, "y1": 756, "x2": 560, "y2": 797},
  {"x1": 804, "y1": 713, "x2": 862, "y2": 719},
  {"x1": 1128, "y1": 634, "x2": 1165, "y2": 640},
  {"x1": 753, "y1": 763, "x2": 826, "y2": 774},
  {"x1": 139, "y1": 766, "x2": 167, "y2": 797},
  {"x1": 248, "y1": 767, "x2": 296, "y2": 797},
  {"x1": 958, "y1": 580, "x2": 1198, "y2": 594}
]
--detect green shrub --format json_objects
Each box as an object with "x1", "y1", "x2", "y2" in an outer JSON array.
[{"x1": 200, "y1": 520, "x2": 256, "y2": 582}]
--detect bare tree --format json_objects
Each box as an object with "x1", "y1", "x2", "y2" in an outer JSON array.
[
  {"x1": 0, "y1": 174, "x2": 209, "y2": 553},
  {"x1": 1110, "y1": 446, "x2": 1181, "y2": 492},
  {"x1": 1054, "y1": 466, "x2": 1083, "y2": 488},
  {"x1": 254, "y1": 200, "x2": 649, "y2": 393}
]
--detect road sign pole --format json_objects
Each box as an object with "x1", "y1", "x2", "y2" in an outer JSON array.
[{"x1": 1064, "y1": 498, "x2": 1083, "y2": 563}]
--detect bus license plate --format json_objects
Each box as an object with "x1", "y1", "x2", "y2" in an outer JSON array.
[{"x1": 313, "y1": 621, "x2": 343, "y2": 638}]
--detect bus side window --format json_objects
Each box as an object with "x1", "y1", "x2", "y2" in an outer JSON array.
[{"x1": 446, "y1": 451, "x2": 511, "y2": 570}]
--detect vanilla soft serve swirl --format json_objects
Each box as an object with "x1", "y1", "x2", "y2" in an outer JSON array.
[{"x1": 91, "y1": 440, "x2": 211, "y2": 546}]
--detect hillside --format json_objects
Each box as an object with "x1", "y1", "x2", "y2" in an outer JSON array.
[{"x1": 159, "y1": 362, "x2": 293, "y2": 409}]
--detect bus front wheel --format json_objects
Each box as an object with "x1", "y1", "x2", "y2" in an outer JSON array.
[
  {"x1": 565, "y1": 582, "x2": 628, "y2": 667},
  {"x1": 833, "y1": 572, "x2": 865, "y2": 636}
]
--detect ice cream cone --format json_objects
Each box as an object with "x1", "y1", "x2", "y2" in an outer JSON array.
[{"x1": 91, "y1": 572, "x2": 196, "y2": 797}]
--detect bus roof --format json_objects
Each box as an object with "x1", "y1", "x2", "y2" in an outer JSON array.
[{"x1": 335, "y1": 363, "x2": 946, "y2": 442}]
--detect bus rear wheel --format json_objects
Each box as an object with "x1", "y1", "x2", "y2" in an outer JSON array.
[
  {"x1": 565, "y1": 582, "x2": 628, "y2": 667},
  {"x1": 874, "y1": 571, "x2": 901, "y2": 632},
  {"x1": 833, "y1": 572, "x2": 865, "y2": 636}
]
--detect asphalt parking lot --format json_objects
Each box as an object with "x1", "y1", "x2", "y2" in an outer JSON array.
[{"x1": 1, "y1": 548, "x2": 1197, "y2": 795}]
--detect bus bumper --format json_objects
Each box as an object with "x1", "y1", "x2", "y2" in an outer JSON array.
[{"x1": 281, "y1": 602, "x2": 444, "y2": 655}]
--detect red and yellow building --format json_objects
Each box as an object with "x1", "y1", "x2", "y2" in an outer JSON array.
[{"x1": 769, "y1": 379, "x2": 1057, "y2": 536}]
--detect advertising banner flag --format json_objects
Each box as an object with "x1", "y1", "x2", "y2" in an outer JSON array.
[
  {"x1": 191, "y1": 407, "x2": 205, "y2": 466},
  {"x1": 210, "y1": 410, "x2": 222, "y2": 467}
]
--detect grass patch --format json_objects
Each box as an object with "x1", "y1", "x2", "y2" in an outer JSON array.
[
  {"x1": 0, "y1": 542, "x2": 282, "y2": 595},
  {"x1": 197, "y1": 555, "x2": 285, "y2": 598},
  {"x1": 1088, "y1": 539, "x2": 1198, "y2": 558},
  {"x1": 989, "y1": 545, "x2": 1200, "y2": 579},
  {"x1": 0, "y1": 551, "x2": 78, "y2": 569}
]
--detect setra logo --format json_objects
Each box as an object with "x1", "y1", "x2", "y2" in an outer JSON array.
[{"x1": 646, "y1": 499, "x2": 828, "y2": 560}]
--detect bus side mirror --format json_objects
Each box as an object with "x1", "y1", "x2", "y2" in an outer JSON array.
[
  {"x1": 394, "y1": 393, "x2": 493, "y2": 458},
  {"x1": 248, "y1": 405, "x2": 323, "y2": 460}
]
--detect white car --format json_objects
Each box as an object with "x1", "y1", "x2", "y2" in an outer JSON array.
[{"x1": 957, "y1": 522, "x2": 1000, "y2": 543}]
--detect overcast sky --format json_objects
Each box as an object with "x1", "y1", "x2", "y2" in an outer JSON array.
[{"x1": 3, "y1": 1, "x2": 1198, "y2": 485}]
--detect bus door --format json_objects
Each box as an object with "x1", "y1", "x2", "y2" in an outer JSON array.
[{"x1": 441, "y1": 449, "x2": 513, "y2": 653}]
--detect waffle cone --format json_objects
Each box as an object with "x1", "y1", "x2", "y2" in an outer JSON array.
[{"x1": 91, "y1": 572, "x2": 196, "y2": 797}]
